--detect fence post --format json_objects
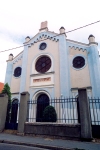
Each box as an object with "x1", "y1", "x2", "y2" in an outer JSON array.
[
  {"x1": 18, "y1": 92, "x2": 30, "y2": 134},
  {"x1": 0, "y1": 94, "x2": 8, "y2": 132},
  {"x1": 78, "y1": 89, "x2": 92, "y2": 140}
]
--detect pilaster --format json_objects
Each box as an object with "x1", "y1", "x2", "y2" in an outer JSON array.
[
  {"x1": 20, "y1": 45, "x2": 29, "y2": 93},
  {"x1": 59, "y1": 34, "x2": 70, "y2": 97},
  {"x1": 88, "y1": 44, "x2": 100, "y2": 97},
  {"x1": 5, "y1": 61, "x2": 13, "y2": 86}
]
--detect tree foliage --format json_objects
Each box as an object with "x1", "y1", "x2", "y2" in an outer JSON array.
[
  {"x1": 1, "y1": 83, "x2": 11, "y2": 103},
  {"x1": 43, "y1": 105, "x2": 57, "y2": 122},
  {"x1": 1, "y1": 83, "x2": 11, "y2": 122}
]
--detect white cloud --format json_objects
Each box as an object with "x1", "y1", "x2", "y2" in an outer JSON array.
[{"x1": 0, "y1": 0, "x2": 100, "y2": 82}]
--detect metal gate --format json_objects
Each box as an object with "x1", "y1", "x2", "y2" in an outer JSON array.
[{"x1": 5, "y1": 99, "x2": 19, "y2": 130}]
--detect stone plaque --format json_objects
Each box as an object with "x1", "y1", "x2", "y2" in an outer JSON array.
[{"x1": 33, "y1": 77, "x2": 51, "y2": 83}]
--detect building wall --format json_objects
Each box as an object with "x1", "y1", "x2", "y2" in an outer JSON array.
[
  {"x1": 25, "y1": 38, "x2": 60, "y2": 98},
  {"x1": 0, "y1": 82, "x2": 4, "y2": 93},
  {"x1": 5, "y1": 31, "x2": 100, "y2": 99},
  {"x1": 69, "y1": 47, "x2": 91, "y2": 89},
  {"x1": 11, "y1": 59, "x2": 22, "y2": 93}
]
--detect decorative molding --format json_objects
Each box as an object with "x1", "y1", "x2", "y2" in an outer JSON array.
[
  {"x1": 89, "y1": 42, "x2": 98, "y2": 46},
  {"x1": 87, "y1": 86, "x2": 92, "y2": 90},
  {"x1": 13, "y1": 53, "x2": 23, "y2": 64},
  {"x1": 24, "y1": 32, "x2": 59, "y2": 48},
  {"x1": 71, "y1": 86, "x2": 92, "y2": 91},
  {"x1": 69, "y1": 46, "x2": 87, "y2": 52},
  {"x1": 71, "y1": 88, "x2": 78, "y2": 91},
  {"x1": 30, "y1": 71, "x2": 55, "y2": 77},
  {"x1": 30, "y1": 85, "x2": 54, "y2": 88}
]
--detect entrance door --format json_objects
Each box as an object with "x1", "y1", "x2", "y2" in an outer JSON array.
[
  {"x1": 36, "y1": 94, "x2": 49, "y2": 122},
  {"x1": 77, "y1": 97, "x2": 80, "y2": 123},
  {"x1": 5, "y1": 99, "x2": 19, "y2": 130},
  {"x1": 11, "y1": 99, "x2": 18, "y2": 123}
]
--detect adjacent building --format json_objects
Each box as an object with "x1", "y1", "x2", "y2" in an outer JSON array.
[{"x1": 0, "y1": 82, "x2": 4, "y2": 93}]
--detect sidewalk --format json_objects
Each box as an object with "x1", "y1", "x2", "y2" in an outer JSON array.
[{"x1": 0, "y1": 133, "x2": 100, "y2": 150}]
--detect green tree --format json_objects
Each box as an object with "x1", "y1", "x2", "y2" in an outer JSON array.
[{"x1": 1, "y1": 83, "x2": 11, "y2": 122}]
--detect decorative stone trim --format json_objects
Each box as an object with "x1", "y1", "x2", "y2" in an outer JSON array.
[
  {"x1": 30, "y1": 71, "x2": 55, "y2": 77},
  {"x1": 13, "y1": 53, "x2": 23, "y2": 64},
  {"x1": 25, "y1": 32, "x2": 59, "y2": 48},
  {"x1": 69, "y1": 46, "x2": 87, "y2": 52}
]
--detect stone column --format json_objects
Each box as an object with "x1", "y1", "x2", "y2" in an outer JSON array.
[
  {"x1": 0, "y1": 94, "x2": 8, "y2": 132},
  {"x1": 78, "y1": 89, "x2": 92, "y2": 140},
  {"x1": 18, "y1": 92, "x2": 30, "y2": 134}
]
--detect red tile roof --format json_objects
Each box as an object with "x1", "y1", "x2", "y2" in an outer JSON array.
[{"x1": 0, "y1": 82, "x2": 4, "y2": 93}]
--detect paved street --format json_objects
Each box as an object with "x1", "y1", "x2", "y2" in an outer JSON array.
[
  {"x1": 0, "y1": 133, "x2": 100, "y2": 150},
  {"x1": 0, "y1": 143, "x2": 49, "y2": 150}
]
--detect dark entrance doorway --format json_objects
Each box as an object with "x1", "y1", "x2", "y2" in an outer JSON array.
[
  {"x1": 36, "y1": 94, "x2": 49, "y2": 122},
  {"x1": 11, "y1": 99, "x2": 18, "y2": 123},
  {"x1": 77, "y1": 97, "x2": 80, "y2": 123},
  {"x1": 5, "y1": 99, "x2": 19, "y2": 130}
]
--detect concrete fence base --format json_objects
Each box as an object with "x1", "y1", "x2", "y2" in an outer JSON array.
[{"x1": 24, "y1": 122, "x2": 81, "y2": 140}]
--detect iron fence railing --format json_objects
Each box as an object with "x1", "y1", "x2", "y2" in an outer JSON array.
[
  {"x1": 89, "y1": 98, "x2": 100, "y2": 125},
  {"x1": 26, "y1": 98, "x2": 79, "y2": 124}
]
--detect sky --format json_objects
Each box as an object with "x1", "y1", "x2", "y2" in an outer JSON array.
[{"x1": 0, "y1": 0, "x2": 100, "y2": 83}]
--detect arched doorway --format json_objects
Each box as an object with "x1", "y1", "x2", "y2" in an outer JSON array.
[
  {"x1": 76, "y1": 96, "x2": 80, "y2": 123},
  {"x1": 11, "y1": 99, "x2": 18, "y2": 123},
  {"x1": 36, "y1": 94, "x2": 49, "y2": 122}
]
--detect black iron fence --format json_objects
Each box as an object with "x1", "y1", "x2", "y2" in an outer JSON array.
[
  {"x1": 26, "y1": 98, "x2": 79, "y2": 124},
  {"x1": 89, "y1": 98, "x2": 100, "y2": 125}
]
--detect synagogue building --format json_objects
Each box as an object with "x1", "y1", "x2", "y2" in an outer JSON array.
[{"x1": 5, "y1": 21, "x2": 100, "y2": 103}]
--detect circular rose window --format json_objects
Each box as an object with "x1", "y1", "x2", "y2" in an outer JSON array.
[
  {"x1": 39, "y1": 43, "x2": 47, "y2": 50},
  {"x1": 35, "y1": 56, "x2": 51, "y2": 73},
  {"x1": 73, "y1": 56, "x2": 85, "y2": 69},
  {"x1": 14, "y1": 67, "x2": 22, "y2": 77}
]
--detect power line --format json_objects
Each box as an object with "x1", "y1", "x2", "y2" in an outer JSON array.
[
  {"x1": 65, "y1": 20, "x2": 100, "y2": 33},
  {"x1": 0, "y1": 20, "x2": 100, "y2": 53},
  {"x1": 0, "y1": 44, "x2": 30, "y2": 53}
]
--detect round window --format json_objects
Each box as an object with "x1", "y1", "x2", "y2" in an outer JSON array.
[
  {"x1": 35, "y1": 56, "x2": 51, "y2": 73},
  {"x1": 73, "y1": 56, "x2": 85, "y2": 69},
  {"x1": 39, "y1": 43, "x2": 47, "y2": 50},
  {"x1": 14, "y1": 67, "x2": 22, "y2": 77}
]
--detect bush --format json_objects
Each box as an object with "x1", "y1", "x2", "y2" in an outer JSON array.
[{"x1": 43, "y1": 105, "x2": 57, "y2": 122}]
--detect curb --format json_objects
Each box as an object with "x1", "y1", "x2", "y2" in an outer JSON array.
[{"x1": 0, "y1": 140, "x2": 74, "y2": 150}]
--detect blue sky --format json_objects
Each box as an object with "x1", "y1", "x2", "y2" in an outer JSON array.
[{"x1": 0, "y1": 0, "x2": 100, "y2": 82}]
